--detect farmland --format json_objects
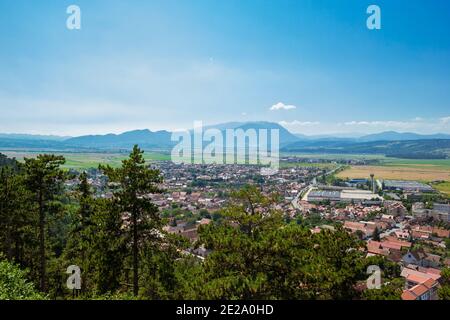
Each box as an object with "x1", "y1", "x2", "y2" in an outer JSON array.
[
  {"x1": 336, "y1": 159, "x2": 450, "y2": 183},
  {"x1": 280, "y1": 162, "x2": 338, "y2": 170}
]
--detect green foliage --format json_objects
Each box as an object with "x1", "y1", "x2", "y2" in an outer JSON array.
[
  {"x1": 438, "y1": 267, "x2": 450, "y2": 300},
  {"x1": 192, "y1": 186, "x2": 366, "y2": 300},
  {"x1": 138, "y1": 236, "x2": 188, "y2": 299},
  {"x1": 0, "y1": 257, "x2": 46, "y2": 300},
  {"x1": 23, "y1": 154, "x2": 68, "y2": 292},
  {"x1": 362, "y1": 278, "x2": 403, "y2": 300},
  {"x1": 0, "y1": 166, "x2": 33, "y2": 263},
  {"x1": 372, "y1": 227, "x2": 381, "y2": 241},
  {"x1": 90, "y1": 291, "x2": 139, "y2": 300},
  {"x1": 0, "y1": 153, "x2": 19, "y2": 170},
  {"x1": 99, "y1": 145, "x2": 164, "y2": 296},
  {"x1": 358, "y1": 255, "x2": 401, "y2": 280},
  {"x1": 67, "y1": 197, "x2": 127, "y2": 296},
  {"x1": 297, "y1": 212, "x2": 326, "y2": 228}
]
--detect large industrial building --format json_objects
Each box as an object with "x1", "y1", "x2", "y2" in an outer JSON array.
[
  {"x1": 305, "y1": 186, "x2": 382, "y2": 203},
  {"x1": 382, "y1": 180, "x2": 435, "y2": 193}
]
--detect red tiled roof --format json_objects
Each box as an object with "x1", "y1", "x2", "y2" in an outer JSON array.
[
  {"x1": 410, "y1": 284, "x2": 428, "y2": 297},
  {"x1": 402, "y1": 279, "x2": 436, "y2": 301},
  {"x1": 432, "y1": 227, "x2": 450, "y2": 238},
  {"x1": 406, "y1": 273, "x2": 429, "y2": 285},
  {"x1": 401, "y1": 290, "x2": 417, "y2": 300},
  {"x1": 382, "y1": 236, "x2": 412, "y2": 248},
  {"x1": 424, "y1": 268, "x2": 441, "y2": 276},
  {"x1": 401, "y1": 267, "x2": 441, "y2": 282},
  {"x1": 367, "y1": 240, "x2": 381, "y2": 250},
  {"x1": 422, "y1": 278, "x2": 437, "y2": 289},
  {"x1": 380, "y1": 241, "x2": 402, "y2": 251}
]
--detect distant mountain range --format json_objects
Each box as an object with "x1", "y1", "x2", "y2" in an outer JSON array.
[
  {"x1": 65, "y1": 129, "x2": 173, "y2": 149},
  {"x1": 1, "y1": 122, "x2": 450, "y2": 159},
  {"x1": 356, "y1": 131, "x2": 450, "y2": 142},
  {"x1": 282, "y1": 139, "x2": 450, "y2": 159},
  {"x1": 0, "y1": 133, "x2": 70, "y2": 141},
  {"x1": 293, "y1": 131, "x2": 450, "y2": 142},
  {"x1": 202, "y1": 121, "x2": 299, "y2": 146}
]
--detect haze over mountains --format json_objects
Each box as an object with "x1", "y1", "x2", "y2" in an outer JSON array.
[{"x1": 1, "y1": 122, "x2": 450, "y2": 159}]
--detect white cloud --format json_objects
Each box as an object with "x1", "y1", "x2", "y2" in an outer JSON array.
[
  {"x1": 440, "y1": 116, "x2": 450, "y2": 124},
  {"x1": 278, "y1": 116, "x2": 450, "y2": 136},
  {"x1": 341, "y1": 117, "x2": 450, "y2": 133},
  {"x1": 342, "y1": 120, "x2": 422, "y2": 130},
  {"x1": 279, "y1": 120, "x2": 320, "y2": 126},
  {"x1": 270, "y1": 102, "x2": 297, "y2": 111}
]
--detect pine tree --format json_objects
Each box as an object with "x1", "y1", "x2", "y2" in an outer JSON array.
[
  {"x1": 63, "y1": 172, "x2": 96, "y2": 294},
  {"x1": 194, "y1": 185, "x2": 366, "y2": 299},
  {"x1": 373, "y1": 227, "x2": 381, "y2": 241},
  {"x1": 99, "y1": 145, "x2": 163, "y2": 296},
  {"x1": 0, "y1": 167, "x2": 26, "y2": 261},
  {"x1": 23, "y1": 155, "x2": 67, "y2": 292}
]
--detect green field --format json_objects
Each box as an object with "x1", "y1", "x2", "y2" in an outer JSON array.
[
  {"x1": 280, "y1": 162, "x2": 337, "y2": 169},
  {"x1": 433, "y1": 181, "x2": 450, "y2": 196},
  {"x1": 378, "y1": 158, "x2": 450, "y2": 171},
  {"x1": 281, "y1": 152, "x2": 388, "y2": 160},
  {"x1": 3, "y1": 151, "x2": 171, "y2": 170}
]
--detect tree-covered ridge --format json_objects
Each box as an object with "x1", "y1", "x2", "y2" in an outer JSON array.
[
  {"x1": 0, "y1": 152, "x2": 19, "y2": 170},
  {"x1": 0, "y1": 147, "x2": 404, "y2": 300}
]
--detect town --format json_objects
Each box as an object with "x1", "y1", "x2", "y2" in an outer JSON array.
[{"x1": 68, "y1": 154, "x2": 450, "y2": 301}]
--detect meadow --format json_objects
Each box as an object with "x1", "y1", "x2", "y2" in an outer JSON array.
[
  {"x1": 280, "y1": 162, "x2": 338, "y2": 170},
  {"x1": 2, "y1": 151, "x2": 171, "y2": 170},
  {"x1": 433, "y1": 181, "x2": 450, "y2": 195},
  {"x1": 281, "y1": 152, "x2": 388, "y2": 161}
]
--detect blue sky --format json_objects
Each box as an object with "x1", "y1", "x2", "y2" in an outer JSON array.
[{"x1": 0, "y1": 0, "x2": 450, "y2": 136}]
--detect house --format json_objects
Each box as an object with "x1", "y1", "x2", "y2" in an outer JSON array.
[
  {"x1": 401, "y1": 266, "x2": 440, "y2": 300},
  {"x1": 384, "y1": 201, "x2": 407, "y2": 216},
  {"x1": 381, "y1": 236, "x2": 412, "y2": 250},
  {"x1": 432, "y1": 227, "x2": 450, "y2": 238},
  {"x1": 411, "y1": 229, "x2": 430, "y2": 240},
  {"x1": 393, "y1": 229, "x2": 410, "y2": 240},
  {"x1": 401, "y1": 266, "x2": 441, "y2": 285},
  {"x1": 401, "y1": 278, "x2": 439, "y2": 300},
  {"x1": 423, "y1": 253, "x2": 441, "y2": 268},
  {"x1": 191, "y1": 245, "x2": 211, "y2": 258},
  {"x1": 344, "y1": 221, "x2": 376, "y2": 238},
  {"x1": 180, "y1": 227, "x2": 198, "y2": 242},
  {"x1": 198, "y1": 218, "x2": 212, "y2": 225},
  {"x1": 380, "y1": 214, "x2": 396, "y2": 226},
  {"x1": 367, "y1": 237, "x2": 411, "y2": 261},
  {"x1": 366, "y1": 240, "x2": 390, "y2": 257},
  {"x1": 402, "y1": 249, "x2": 442, "y2": 268},
  {"x1": 402, "y1": 250, "x2": 423, "y2": 267}
]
